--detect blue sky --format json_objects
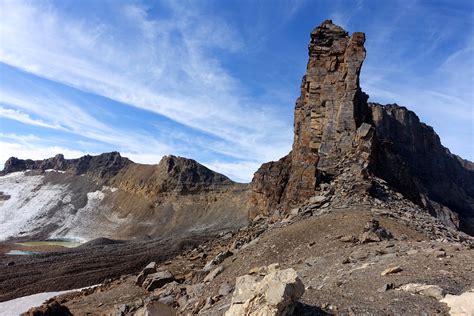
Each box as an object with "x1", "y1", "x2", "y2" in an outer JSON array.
[{"x1": 0, "y1": 0, "x2": 473, "y2": 182}]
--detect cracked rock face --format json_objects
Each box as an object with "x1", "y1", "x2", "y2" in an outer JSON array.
[
  {"x1": 250, "y1": 20, "x2": 474, "y2": 235},
  {"x1": 250, "y1": 20, "x2": 373, "y2": 214}
]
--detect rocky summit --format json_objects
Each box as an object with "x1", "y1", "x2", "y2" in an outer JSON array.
[
  {"x1": 250, "y1": 20, "x2": 474, "y2": 235},
  {"x1": 0, "y1": 20, "x2": 473, "y2": 316}
]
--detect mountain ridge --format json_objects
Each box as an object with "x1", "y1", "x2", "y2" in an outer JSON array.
[
  {"x1": 0, "y1": 153, "x2": 249, "y2": 241},
  {"x1": 249, "y1": 19, "x2": 474, "y2": 235}
]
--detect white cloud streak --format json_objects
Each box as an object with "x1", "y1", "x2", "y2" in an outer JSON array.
[
  {"x1": 0, "y1": 0, "x2": 293, "y2": 181},
  {"x1": 0, "y1": 0, "x2": 291, "y2": 159},
  {"x1": 0, "y1": 106, "x2": 64, "y2": 130}
]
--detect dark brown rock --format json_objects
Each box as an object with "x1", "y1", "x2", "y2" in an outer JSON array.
[
  {"x1": 359, "y1": 219, "x2": 392, "y2": 243},
  {"x1": 250, "y1": 19, "x2": 373, "y2": 214},
  {"x1": 143, "y1": 270, "x2": 175, "y2": 291},
  {"x1": 136, "y1": 262, "x2": 158, "y2": 287},
  {"x1": 1, "y1": 152, "x2": 131, "y2": 178},
  {"x1": 370, "y1": 104, "x2": 474, "y2": 234},
  {"x1": 21, "y1": 300, "x2": 72, "y2": 316},
  {"x1": 250, "y1": 154, "x2": 292, "y2": 216}
]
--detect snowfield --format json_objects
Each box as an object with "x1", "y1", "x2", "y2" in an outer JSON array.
[
  {"x1": 51, "y1": 190, "x2": 106, "y2": 240},
  {"x1": 0, "y1": 172, "x2": 129, "y2": 241},
  {"x1": 0, "y1": 172, "x2": 70, "y2": 241}
]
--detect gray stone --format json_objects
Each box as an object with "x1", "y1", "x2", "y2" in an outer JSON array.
[
  {"x1": 381, "y1": 266, "x2": 403, "y2": 276},
  {"x1": 203, "y1": 266, "x2": 223, "y2": 283},
  {"x1": 143, "y1": 270, "x2": 175, "y2": 291},
  {"x1": 399, "y1": 283, "x2": 445, "y2": 300},
  {"x1": 225, "y1": 265, "x2": 304, "y2": 316},
  {"x1": 219, "y1": 282, "x2": 234, "y2": 296},
  {"x1": 136, "y1": 262, "x2": 158, "y2": 287}
]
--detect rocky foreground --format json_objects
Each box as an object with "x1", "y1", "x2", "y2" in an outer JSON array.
[
  {"x1": 20, "y1": 187, "x2": 474, "y2": 315},
  {"x1": 1, "y1": 19, "x2": 473, "y2": 315}
]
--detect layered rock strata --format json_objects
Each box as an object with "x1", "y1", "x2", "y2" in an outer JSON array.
[
  {"x1": 250, "y1": 20, "x2": 474, "y2": 235},
  {"x1": 251, "y1": 20, "x2": 374, "y2": 214}
]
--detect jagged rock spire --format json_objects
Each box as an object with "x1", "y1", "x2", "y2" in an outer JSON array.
[
  {"x1": 251, "y1": 20, "x2": 373, "y2": 213},
  {"x1": 250, "y1": 20, "x2": 474, "y2": 236},
  {"x1": 290, "y1": 20, "x2": 371, "y2": 200}
]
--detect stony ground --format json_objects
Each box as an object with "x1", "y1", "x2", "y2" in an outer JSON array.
[
  {"x1": 197, "y1": 208, "x2": 473, "y2": 315},
  {"x1": 0, "y1": 235, "x2": 210, "y2": 302},
  {"x1": 27, "y1": 201, "x2": 473, "y2": 315}
]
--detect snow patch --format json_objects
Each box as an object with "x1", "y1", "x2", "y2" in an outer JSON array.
[
  {"x1": 87, "y1": 190, "x2": 105, "y2": 201},
  {"x1": 102, "y1": 185, "x2": 118, "y2": 192},
  {"x1": 0, "y1": 285, "x2": 99, "y2": 316},
  {"x1": 0, "y1": 172, "x2": 127, "y2": 241},
  {"x1": 0, "y1": 172, "x2": 70, "y2": 240},
  {"x1": 51, "y1": 190, "x2": 108, "y2": 240},
  {"x1": 44, "y1": 169, "x2": 66, "y2": 173}
]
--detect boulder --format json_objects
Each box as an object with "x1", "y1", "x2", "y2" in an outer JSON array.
[
  {"x1": 143, "y1": 270, "x2": 175, "y2": 291},
  {"x1": 219, "y1": 282, "x2": 234, "y2": 296},
  {"x1": 203, "y1": 250, "x2": 233, "y2": 271},
  {"x1": 134, "y1": 301, "x2": 177, "y2": 316},
  {"x1": 359, "y1": 219, "x2": 392, "y2": 243},
  {"x1": 441, "y1": 288, "x2": 474, "y2": 316},
  {"x1": 136, "y1": 262, "x2": 158, "y2": 286},
  {"x1": 225, "y1": 265, "x2": 304, "y2": 316},
  {"x1": 398, "y1": 283, "x2": 445, "y2": 300},
  {"x1": 203, "y1": 266, "x2": 223, "y2": 283},
  {"x1": 381, "y1": 266, "x2": 403, "y2": 276},
  {"x1": 21, "y1": 300, "x2": 72, "y2": 316}
]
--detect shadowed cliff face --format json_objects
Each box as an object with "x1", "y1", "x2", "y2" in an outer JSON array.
[
  {"x1": 370, "y1": 104, "x2": 474, "y2": 235},
  {"x1": 250, "y1": 20, "x2": 474, "y2": 235}
]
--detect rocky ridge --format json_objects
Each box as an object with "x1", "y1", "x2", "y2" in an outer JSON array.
[
  {"x1": 1, "y1": 152, "x2": 132, "y2": 179},
  {"x1": 30, "y1": 184, "x2": 473, "y2": 315},
  {"x1": 250, "y1": 20, "x2": 474, "y2": 235}
]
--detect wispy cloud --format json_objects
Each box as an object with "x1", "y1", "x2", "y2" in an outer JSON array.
[
  {"x1": 204, "y1": 160, "x2": 262, "y2": 183},
  {"x1": 0, "y1": 106, "x2": 64, "y2": 130},
  {"x1": 0, "y1": 0, "x2": 293, "y2": 180},
  {"x1": 0, "y1": 1, "x2": 289, "y2": 147},
  {"x1": 0, "y1": 89, "x2": 174, "y2": 159}
]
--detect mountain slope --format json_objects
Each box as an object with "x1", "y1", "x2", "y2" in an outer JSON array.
[{"x1": 0, "y1": 153, "x2": 249, "y2": 241}]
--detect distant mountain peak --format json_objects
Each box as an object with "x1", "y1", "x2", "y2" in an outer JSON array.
[{"x1": 1, "y1": 151, "x2": 131, "y2": 178}]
